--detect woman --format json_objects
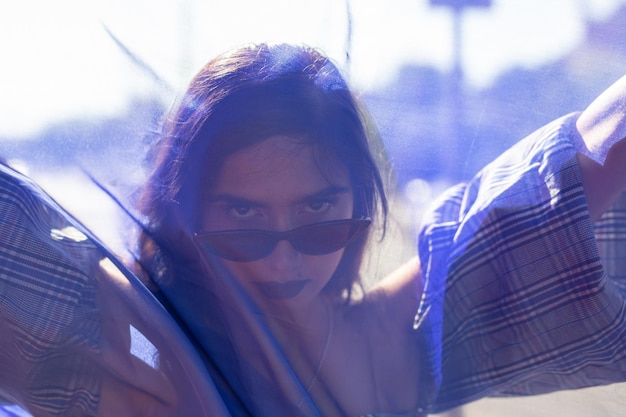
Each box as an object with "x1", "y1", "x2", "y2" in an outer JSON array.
[
  {"x1": 1, "y1": 42, "x2": 626, "y2": 416},
  {"x1": 136, "y1": 43, "x2": 428, "y2": 417},
  {"x1": 135, "y1": 41, "x2": 626, "y2": 417}
]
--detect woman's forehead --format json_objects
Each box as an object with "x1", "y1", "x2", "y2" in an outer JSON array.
[{"x1": 210, "y1": 135, "x2": 352, "y2": 201}]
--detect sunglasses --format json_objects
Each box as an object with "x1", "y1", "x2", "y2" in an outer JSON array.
[{"x1": 194, "y1": 218, "x2": 371, "y2": 262}]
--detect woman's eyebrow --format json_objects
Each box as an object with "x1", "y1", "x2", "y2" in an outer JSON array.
[
  {"x1": 207, "y1": 185, "x2": 351, "y2": 206},
  {"x1": 206, "y1": 194, "x2": 263, "y2": 206}
]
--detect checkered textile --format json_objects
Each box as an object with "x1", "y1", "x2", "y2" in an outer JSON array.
[
  {"x1": 417, "y1": 112, "x2": 626, "y2": 413},
  {"x1": 0, "y1": 164, "x2": 101, "y2": 416}
]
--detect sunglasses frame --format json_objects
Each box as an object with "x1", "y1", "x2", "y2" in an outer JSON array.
[{"x1": 194, "y1": 217, "x2": 372, "y2": 262}]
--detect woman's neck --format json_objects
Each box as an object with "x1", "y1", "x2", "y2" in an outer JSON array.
[{"x1": 260, "y1": 294, "x2": 334, "y2": 340}]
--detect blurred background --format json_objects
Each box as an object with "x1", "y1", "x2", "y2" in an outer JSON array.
[{"x1": 1, "y1": 0, "x2": 626, "y2": 415}]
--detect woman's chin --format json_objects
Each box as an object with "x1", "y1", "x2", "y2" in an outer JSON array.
[{"x1": 253, "y1": 279, "x2": 309, "y2": 300}]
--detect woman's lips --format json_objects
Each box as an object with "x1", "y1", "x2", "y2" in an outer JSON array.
[{"x1": 254, "y1": 279, "x2": 307, "y2": 300}]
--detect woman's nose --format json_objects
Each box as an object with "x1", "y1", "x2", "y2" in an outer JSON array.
[{"x1": 266, "y1": 239, "x2": 302, "y2": 271}]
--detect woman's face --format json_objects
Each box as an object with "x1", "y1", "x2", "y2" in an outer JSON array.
[{"x1": 199, "y1": 135, "x2": 354, "y2": 308}]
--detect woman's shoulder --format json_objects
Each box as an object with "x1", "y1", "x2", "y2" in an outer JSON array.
[
  {"x1": 343, "y1": 257, "x2": 422, "y2": 341},
  {"x1": 367, "y1": 257, "x2": 422, "y2": 327},
  {"x1": 337, "y1": 258, "x2": 426, "y2": 417}
]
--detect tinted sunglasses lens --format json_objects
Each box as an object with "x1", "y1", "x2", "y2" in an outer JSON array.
[
  {"x1": 196, "y1": 219, "x2": 371, "y2": 262},
  {"x1": 197, "y1": 231, "x2": 277, "y2": 262},
  {"x1": 292, "y1": 220, "x2": 369, "y2": 255}
]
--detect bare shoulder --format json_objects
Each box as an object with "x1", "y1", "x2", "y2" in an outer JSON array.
[
  {"x1": 358, "y1": 257, "x2": 423, "y2": 334},
  {"x1": 345, "y1": 257, "x2": 425, "y2": 408}
]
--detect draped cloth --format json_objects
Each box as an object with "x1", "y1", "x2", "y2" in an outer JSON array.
[
  {"x1": 417, "y1": 112, "x2": 626, "y2": 413},
  {"x1": 0, "y1": 163, "x2": 230, "y2": 416}
]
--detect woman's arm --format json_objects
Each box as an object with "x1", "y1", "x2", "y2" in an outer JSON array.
[{"x1": 576, "y1": 74, "x2": 626, "y2": 222}]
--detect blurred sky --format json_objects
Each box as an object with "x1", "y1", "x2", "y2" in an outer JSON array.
[{"x1": 1, "y1": 0, "x2": 626, "y2": 137}]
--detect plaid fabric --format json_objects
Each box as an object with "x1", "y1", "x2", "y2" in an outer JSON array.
[
  {"x1": 0, "y1": 164, "x2": 101, "y2": 416},
  {"x1": 417, "y1": 112, "x2": 626, "y2": 413},
  {"x1": 0, "y1": 164, "x2": 235, "y2": 417}
]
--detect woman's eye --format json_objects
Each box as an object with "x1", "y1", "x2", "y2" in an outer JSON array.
[
  {"x1": 229, "y1": 205, "x2": 256, "y2": 218},
  {"x1": 305, "y1": 200, "x2": 331, "y2": 213}
]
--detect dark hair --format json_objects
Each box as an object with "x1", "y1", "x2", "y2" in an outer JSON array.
[{"x1": 137, "y1": 43, "x2": 387, "y2": 300}]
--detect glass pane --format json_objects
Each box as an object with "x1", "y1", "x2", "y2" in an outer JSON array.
[{"x1": 2, "y1": 1, "x2": 626, "y2": 416}]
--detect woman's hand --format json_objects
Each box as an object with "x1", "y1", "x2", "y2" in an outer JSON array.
[
  {"x1": 96, "y1": 259, "x2": 178, "y2": 417},
  {"x1": 95, "y1": 258, "x2": 229, "y2": 417}
]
